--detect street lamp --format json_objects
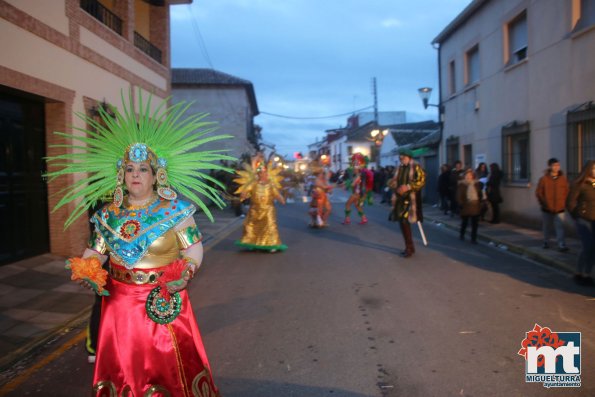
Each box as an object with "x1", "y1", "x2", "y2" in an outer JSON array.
[
  {"x1": 418, "y1": 87, "x2": 441, "y2": 109},
  {"x1": 369, "y1": 129, "x2": 389, "y2": 146}
]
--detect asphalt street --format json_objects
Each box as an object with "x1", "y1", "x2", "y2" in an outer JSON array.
[{"x1": 2, "y1": 196, "x2": 594, "y2": 397}]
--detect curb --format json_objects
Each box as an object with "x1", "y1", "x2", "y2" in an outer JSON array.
[
  {"x1": 200, "y1": 216, "x2": 244, "y2": 247},
  {"x1": 0, "y1": 307, "x2": 91, "y2": 372},
  {"x1": 425, "y1": 215, "x2": 576, "y2": 275}
]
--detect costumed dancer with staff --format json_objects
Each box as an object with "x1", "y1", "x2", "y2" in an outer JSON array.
[
  {"x1": 46, "y1": 91, "x2": 232, "y2": 396},
  {"x1": 389, "y1": 148, "x2": 426, "y2": 258},
  {"x1": 234, "y1": 153, "x2": 288, "y2": 252}
]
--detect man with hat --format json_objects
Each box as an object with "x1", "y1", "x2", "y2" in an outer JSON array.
[
  {"x1": 388, "y1": 148, "x2": 426, "y2": 258},
  {"x1": 535, "y1": 157, "x2": 569, "y2": 252}
]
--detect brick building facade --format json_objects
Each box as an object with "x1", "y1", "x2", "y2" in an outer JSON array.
[{"x1": 0, "y1": 0, "x2": 188, "y2": 264}]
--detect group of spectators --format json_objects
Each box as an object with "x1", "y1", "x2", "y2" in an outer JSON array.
[
  {"x1": 437, "y1": 161, "x2": 503, "y2": 225},
  {"x1": 436, "y1": 157, "x2": 594, "y2": 286},
  {"x1": 536, "y1": 158, "x2": 595, "y2": 286}
]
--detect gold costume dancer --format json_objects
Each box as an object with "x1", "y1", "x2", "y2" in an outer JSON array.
[{"x1": 234, "y1": 156, "x2": 287, "y2": 252}]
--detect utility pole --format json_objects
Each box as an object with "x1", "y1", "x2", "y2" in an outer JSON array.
[{"x1": 372, "y1": 77, "x2": 378, "y2": 124}]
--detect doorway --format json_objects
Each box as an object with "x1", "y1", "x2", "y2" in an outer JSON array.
[{"x1": 0, "y1": 90, "x2": 49, "y2": 265}]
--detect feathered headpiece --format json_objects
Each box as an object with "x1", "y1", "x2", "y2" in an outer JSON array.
[
  {"x1": 233, "y1": 156, "x2": 283, "y2": 198},
  {"x1": 350, "y1": 153, "x2": 369, "y2": 168},
  {"x1": 46, "y1": 90, "x2": 234, "y2": 228}
]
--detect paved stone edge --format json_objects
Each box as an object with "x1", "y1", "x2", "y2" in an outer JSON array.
[{"x1": 425, "y1": 215, "x2": 575, "y2": 275}]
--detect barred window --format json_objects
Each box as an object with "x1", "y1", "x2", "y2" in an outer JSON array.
[
  {"x1": 502, "y1": 121, "x2": 530, "y2": 183},
  {"x1": 567, "y1": 103, "x2": 595, "y2": 181}
]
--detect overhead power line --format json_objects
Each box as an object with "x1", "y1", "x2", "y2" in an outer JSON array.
[
  {"x1": 186, "y1": 5, "x2": 214, "y2": 68},
  {"x1": 182, "y1": 6, "x2": 373, "y2": 124},
  {"x1": 259, "y1": 105, "x2": 374, "y2": 120}
]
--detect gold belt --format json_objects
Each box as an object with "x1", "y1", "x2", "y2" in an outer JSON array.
[{"x1": 109, "y1": 264, "x2": 163, "y2": 285}]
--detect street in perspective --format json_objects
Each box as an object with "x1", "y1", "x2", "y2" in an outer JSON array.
[
  {"x1": 1, "y1": 188, "x2": 593, "y2": 396},
  {"x1": 1, "y1": 0, "x2": 595, "y2": 396}
]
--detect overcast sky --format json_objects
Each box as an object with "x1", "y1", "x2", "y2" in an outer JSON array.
[{"x1": 170, "y1": 0, "x2": 472, "y2": 158}]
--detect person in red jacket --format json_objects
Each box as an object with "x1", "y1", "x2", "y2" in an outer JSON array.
[{"x1": 535, "y1": 158, "x2": 569, "y2": 252}]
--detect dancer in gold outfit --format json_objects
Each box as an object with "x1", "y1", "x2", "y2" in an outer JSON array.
[{"x1": 234, "y1": 155, "x2": 287, "y2": 252}]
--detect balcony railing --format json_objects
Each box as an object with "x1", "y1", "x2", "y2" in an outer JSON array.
[
  {"x1": 80, "y1": 0, "x2": 123, "y2": 35},
  {"x1": 134, "y1": 32, "x2": 162, "y2": 64}
]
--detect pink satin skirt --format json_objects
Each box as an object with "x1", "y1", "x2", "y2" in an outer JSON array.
[{"x1": 92, "y1": 271, "x2": 220, "y2": 397}]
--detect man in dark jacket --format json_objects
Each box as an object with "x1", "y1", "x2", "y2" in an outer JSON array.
[
  {"x1": 536, "y1": 158, "x2": 569, "y2": 251},
  {"x1": 389, "y1": 149, "x2": 426, "y2": 258}
]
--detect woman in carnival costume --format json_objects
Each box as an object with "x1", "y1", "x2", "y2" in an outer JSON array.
[
  {"x1": 46, "y1": 91, "x2": 232, "y2": 396},
  {"x1": 342, "y1": 153, "x2": 372, "y2": 225},
  {"x1": 234, "y1": 154, "x2": 287, "y2": 252}
]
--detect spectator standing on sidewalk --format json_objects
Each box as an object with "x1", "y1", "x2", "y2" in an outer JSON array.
[
  {"x1": 566, "y1": 160, "x2": 595, "y2": 286},
  {"x1": 475, "y1": 162, "x2": 489, "y2": 179},
  {"x1": 535, "y1": 158, "x2": 569, "y2": 251},
  {"x1": 487, "y1": 163, "x2": 503, "y2": 223},
  {"x1": 438, "y1": 164, "x2": 451, "y2": 215},
  {"x1": 448, "y1": 161, "x2": 464, "y2": 216},
  {"x1": 457, "y1": 169, "x2": 482, "y2": 244},
  {"x1": 475, "y1": 162, "x2": 489, "y2": 221}
]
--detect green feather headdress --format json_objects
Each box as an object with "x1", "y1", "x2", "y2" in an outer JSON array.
[{"x1": 46, "y1": 90, "x2": 235, "y2": 228}]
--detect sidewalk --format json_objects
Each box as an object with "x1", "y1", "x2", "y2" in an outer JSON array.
[
  {"x1": 0, "y1": 206, "x2": 244, "y2": 371},
  {"x1": 423, "y1": 205, "x2": 579, "y2": 275}
]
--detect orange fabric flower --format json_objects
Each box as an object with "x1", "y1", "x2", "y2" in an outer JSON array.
[{"x1": 66, "y1": 256, "x2": 109, "y2": 296}]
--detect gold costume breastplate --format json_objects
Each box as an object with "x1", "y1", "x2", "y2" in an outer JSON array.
[{"x1": 110, "y1": 229, "x2": 180, "y2": 269}]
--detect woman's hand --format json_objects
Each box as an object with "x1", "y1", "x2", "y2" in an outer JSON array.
[
  {"x1": 77, "y1": 278, "x2": 94, "y2": 291},
  {"x1": 166, "y1": 277, "x2": 189, "y2": 293}
]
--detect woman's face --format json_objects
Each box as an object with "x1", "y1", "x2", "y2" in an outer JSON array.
[
  {"x1": 257, "y1": 169, "x2": 268, "y2": 182},
  {"x1": 124, "y1": 161, "x2": 155, "y2": 200},
  {"x1": 465, "y1": 172, "x2": 474, "y2": 182}
]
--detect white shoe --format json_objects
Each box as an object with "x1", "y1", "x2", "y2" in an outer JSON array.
[
  {"x1": 270, "y1": 249, "x2": 277, "y2": 253},
  {"x1": 88, "y1": 355, "x2": 96, "y2": 364}
]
